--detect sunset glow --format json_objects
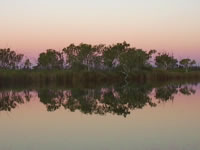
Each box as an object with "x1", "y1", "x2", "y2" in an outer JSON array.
[{"x1": 0, "y1": 0, "x2": 200, "y2": 60}]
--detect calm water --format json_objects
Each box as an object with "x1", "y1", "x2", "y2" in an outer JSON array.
[{"x1": 0, "y1": 83, "x2": 200, "y2": 150}]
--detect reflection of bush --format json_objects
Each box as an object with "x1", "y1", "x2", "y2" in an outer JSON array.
[
  {"x1": 0, "y1": 90, "x2": 32, "y2": 111},
  {"x1": 155, "y1": 84, "x2": 196, "y2": 102},
  {"x1": 179, "y1": 86, "x2": 196, "y2": 95},
  {"x1": 155, "y1": 84, "x2": 178, "y2": 101},
  {"x1": 37, "y1": 84, "x2": 156, "y2": 117},
  {"x1": 0, "y1": 83, "x2": 197, "y2": 116}
]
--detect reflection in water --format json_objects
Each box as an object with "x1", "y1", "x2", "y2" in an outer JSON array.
[
  {"x1": 0, "y1": 83, "x2": 197, "y2": 117},
  {"x1": 0, "y1": 90, "x2": 32, "y2": 111}
]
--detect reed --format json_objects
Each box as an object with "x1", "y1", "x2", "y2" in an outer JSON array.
[{"x1": 0, "y1": 69, "x2": 200, "y2": 86}]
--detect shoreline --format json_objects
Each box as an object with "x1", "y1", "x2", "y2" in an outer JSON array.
[{"x1": 1, "y1": 70, "x2": 200, "y2": 86}]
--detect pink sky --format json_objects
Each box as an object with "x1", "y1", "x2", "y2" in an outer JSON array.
[{"x1": 0, "y1": 0, "x2": 200, "y2": 62}]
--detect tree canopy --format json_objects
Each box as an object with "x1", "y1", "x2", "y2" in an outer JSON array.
[
  {"x1": 0, "y1": 48, "x2": 24, "y2": 69},
  {"x1": 0, "y1": 42, "x2": 199, "y2": 72},
  {"x1": 155, "y1": 53, "x2": 178, "y2": 70},
  {"x1": 179, "y1": 58, "x2": 196, "y2": 72},
  {"x1": 37, "y1": 49, "x2": 64, "y2": 69}
]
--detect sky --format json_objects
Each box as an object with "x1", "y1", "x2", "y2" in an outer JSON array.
[{"x1": 0, "y1": 0, "x2": 200, "y2": 61}]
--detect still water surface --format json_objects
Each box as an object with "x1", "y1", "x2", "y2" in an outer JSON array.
[{"x1": 0, "y1": 83, "x2": 200, "y2": 150}]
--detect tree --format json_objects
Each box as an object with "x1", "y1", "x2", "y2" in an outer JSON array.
[
  {"x1": 63, "y1": 43, "x2": 104, "y2": 71},
  {"x1": 63, "y1": 44, "x2": 80, "y2": 69},
  {"x1": 23, "y1": 59, "x2": 32, "y2": 70},
  {"x1": 63, "y1": 43, "x2": 93, "y2": 71},
  {"x1": 103, "y1": 41, "x2": 130, "y2": 71},
  {"x1": 179, "y1": 58, "x2": 196, "y2": 72},
  {"x1": 119, "y1": 48, "x2": 155, "y2": 82},
  {"x1": 120, "y1": 49, "x2": 155, "y2": 71},
  {"x1": 77, "y1": 43, "x2": 95, "y2": 71},
  {"x1": 155, "y1": 53, "x2": 178, "y2": 70},
  {"x1": 37, "y1": 49, "x2": 63, "y2": 69},
  {"x1": 0, "y1": 48, "x2": 24, "y2": 69},
  {"x1": 91, "y1": 44, "x2": 105, "y2": 70}
]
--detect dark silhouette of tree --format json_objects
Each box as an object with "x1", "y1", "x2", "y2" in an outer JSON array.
[
  {"x1": 179, "y1": 58, "x2": 196, "y2": 72},
  {"x1": 155, "y1": 53, "x2": 178, "y2": 70},
  {"x1": 63, "y1": 44, "x2": 82, "y2": 69},
  {"x1": 1, "y1": 42, "x2": 199, "y2": 73},
  {"x1": 63, "y1": 43, "x2": 104, "y2": 71},
  {"x1": 0, "y1": 48, "x2": 24, "y2": 69},
  {"x1": 103, "y1": 42, "x2": 130, "y2": 71},
  {"x1": 77, "y1": 44, "x2": 95, "y2": 71},
  {"x1": 119, "y1": 49, "x2": 156, "y2": 82},
  {"x1": 37, "y1": 49, "x2": 64, "y2": 69},
  {"x1": 23, "y1": 59, "x2": 32, "y2": 70}
]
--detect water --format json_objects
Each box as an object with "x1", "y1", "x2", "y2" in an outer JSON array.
[{"x1": 0, "y1": 82, "x2": 200, "y2": 150}]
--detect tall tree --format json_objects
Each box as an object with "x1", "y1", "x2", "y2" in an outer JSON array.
[
  {"x1": 91, "y1": 44, "x2": 105, "y2": 70},
  {"x1": 63, "y1": 44, "x2": 80, "y2": 69},
  {"x1": 77, "y1": 43, "x2": 94, "y2": 71},
  {"x1": 63, "y1": 43, "x2": 104, "y2": 71},
  {"x1": 37, "y1": 49, "x2": 63, "y2": 69},
  {"x1": 23, "y1": 59, "x2": 32, "y2": 70},
  {"x1": 155, "y1": 53, "x2": 178, "y2": 70},
  {"x1": 119, "y1": 49, "x2": 156, "y2": 82},
  {"x1": 179, "y1": 58, "x2": 196, "y2": 72},
  {"x1": 103, "y1": 41, "x2": 130, "y2": 71},
  {"x1": 0, "y1": 48, "x2": 23, "y2": 69}
]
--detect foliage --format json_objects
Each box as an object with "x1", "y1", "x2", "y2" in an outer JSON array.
[
  {"x1": 0, "y1": 83, "x2": 197, "y2": 117},
  {"x1": 63, "y1": 43, "x2": 104, "y2": 71},
  {"x1": 155, "y1": 53, "x2": 178, "y2": 70},
  {"x1": 119, "y1": 49, "x2": 156, "y2": 73},
  {"x1": 179, "y1": 58, "x2": 196, "y2": 72},
  {"x1": 37, "y1": 49, "x2": 64, "y2": 69},
  {"x1": 23, "y1": 59, "x2": 32, "y2": 70},
  {"x1": 103, "y1": 41, "x2": 130, "y2": 70},
  {"x1": 63, "y1": 44, "x2": 80, "y2": 68},
  {"x1": 0, "y1": 42, "x2": 199, "y2": 83},
  {"x1": 0, "y1": 48, "x2": 24, "y2": 69}
]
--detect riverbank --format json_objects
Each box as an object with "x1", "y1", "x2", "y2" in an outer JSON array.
[{"x1": 1, "y1": 69, "x2": 200, "y2": 87}]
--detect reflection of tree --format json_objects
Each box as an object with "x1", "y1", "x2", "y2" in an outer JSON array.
[
  {"x1": 0, "y1": 83, "x2": 197, "y2": 116},
  {"x1": 24, "y1": 90, "x2": 32, "y2": 101},
  {"x1": 155, "y1": 84, "x2": 197, "y2": 102},
  {"x1": 38, "y1": 88, "x2": 103, "y2": 114},
  {"x1": 66, "y1": 89, "x2": 101, "y2": 114},
  {"x1": 0, "y1": 91, "x2": 24, "y2": 111},
  {"x1": 100, "y1": 85, "x2": 156, "y2": 117},
  {"x1": 38, "y1": 89, "x2": 65, "y2": 111},
  {"x1": 37, "y1": 84, "x2": 156, "y2": 117},
  {"x1": 155, "y1": 84, "x2": 178, "y2": 101},
  {"x1": 179, "y1": 86, "x2": 196, "y2": 95}
]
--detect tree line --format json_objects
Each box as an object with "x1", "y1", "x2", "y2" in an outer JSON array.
[
  {"x1": 0, "y1": 83, "x2": 196, "y2": 116},
  {"x1": 0, "y1": 42, "x2": 198, "y2": 73}
]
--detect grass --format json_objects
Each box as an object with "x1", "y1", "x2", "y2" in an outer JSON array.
[
  {"x1": 0, "y1": 70, "x2": 123, "y2": 87},
  {"x1": 0, "y1": 69, "x2": 200, "y2": 87}
]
